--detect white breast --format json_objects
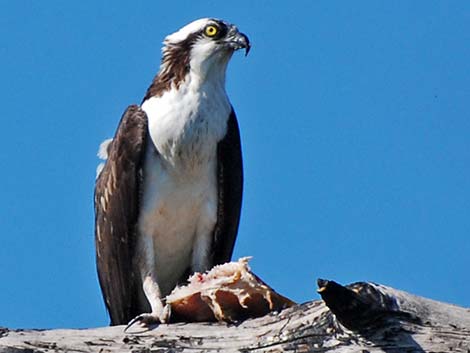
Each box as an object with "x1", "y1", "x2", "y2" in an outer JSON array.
[
  {"x1": 137, "y1": 77, "x2": 231, "y2": 296},
  {"x1": 142, "y1": 78, "x2": 231, "y2": 168}
]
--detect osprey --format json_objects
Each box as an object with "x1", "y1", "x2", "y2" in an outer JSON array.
[{"x1": 94, "y1": 18, "x2": 249, "y2": 327}]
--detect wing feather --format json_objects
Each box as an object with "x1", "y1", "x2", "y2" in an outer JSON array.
[
  {"x1": 211, "y1": 109, "x2": 243, "y2": 265},
  {"x1": 94, "y1": 105, "x2": 147, "y2": 325}
]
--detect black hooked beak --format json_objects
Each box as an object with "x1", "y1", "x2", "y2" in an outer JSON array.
[{"x1": 226, "y1": 28, "x2": 251, "y2": 56}]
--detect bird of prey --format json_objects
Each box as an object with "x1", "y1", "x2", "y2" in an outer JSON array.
[{"x1": 94, "y1": 18, "x2": 249, "y2": 327}]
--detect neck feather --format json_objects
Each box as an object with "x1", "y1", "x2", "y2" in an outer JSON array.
[
  {"x1": 143, "y1": 39, "x2": 232, "y2": 102},
  {"x1": 142, "y1": 42, "x2": 192, "y2": 102}
]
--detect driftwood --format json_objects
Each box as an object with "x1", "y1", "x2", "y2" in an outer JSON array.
[{"x1": 1, "y1": 279, "x2": 469, "y2": 352}]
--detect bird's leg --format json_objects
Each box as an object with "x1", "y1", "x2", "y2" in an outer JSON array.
[
  {"x1": 143, "y1": 274, "x2": 172, "y2": 322},
  {"x1": 191, "y1": 205, "x2": 216, "y2": 273},
  {"x1": 126, "y1": 236, "x2": 171, "y2": 331},
  {"x1": 191, "y1": 236, "x2": 212, "y2": 274},
  {"x1": 125, "y1": 274, "x2": 171, "y2": 331}
]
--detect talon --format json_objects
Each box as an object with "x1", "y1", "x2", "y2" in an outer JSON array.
[
  {"x1": 124, "y1": 304, "x2": 172, "y2": 332},
  {"x1": 124, "y1": 313, "x2": 161, "y2": 333}
]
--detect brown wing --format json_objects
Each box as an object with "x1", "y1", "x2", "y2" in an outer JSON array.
[
  {"x1": 211, "y1": 108, "x2": 244, "y2": 265},
  {"x1": 94, "y1": 105, "x2": 147, "y2": 325}
]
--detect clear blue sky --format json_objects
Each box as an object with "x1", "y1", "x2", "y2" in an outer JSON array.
[{"x1": 1, "y1": 1, "x2": 469, "y2": 329}]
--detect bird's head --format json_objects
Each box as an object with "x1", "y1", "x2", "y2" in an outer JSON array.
[{"x1": 158, "y1": 18, "x2": 250, "y2": 84}]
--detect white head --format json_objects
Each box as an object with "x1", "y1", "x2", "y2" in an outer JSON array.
[
  {"x1": 164, "y1": 18, "x2": 249, "y2": 73},
  {"x1": 144, "y1": 18, "x2": 250, "y2": 99}
]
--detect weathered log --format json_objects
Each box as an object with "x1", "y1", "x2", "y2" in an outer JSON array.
[{"x1": 1, "y1": 280, "x2": 469, "y2": 352}]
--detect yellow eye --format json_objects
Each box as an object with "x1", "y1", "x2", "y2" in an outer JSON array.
[{"x1": 205, "y1": 25, "x2": 218, "y2": 37}]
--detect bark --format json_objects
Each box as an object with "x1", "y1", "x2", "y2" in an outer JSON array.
[{"x1": 1, "y1": 280, "x2": 469, "y2": 352}]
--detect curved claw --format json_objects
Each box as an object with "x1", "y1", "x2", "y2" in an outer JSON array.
[
  {"x1": 124, "y1": 313, "x2": 160, "y2": 333},
  {"x1": 124, "y1": 305, "x2": 171, "y2": 333}
]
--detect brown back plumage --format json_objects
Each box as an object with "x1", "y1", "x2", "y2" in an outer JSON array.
[{"x1": 94, "y1": 105, "x2": 148, "y2": 325}]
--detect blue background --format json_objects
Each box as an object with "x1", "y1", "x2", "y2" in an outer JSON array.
[{"x1": 1, "y1": 1, "x2": 469, "y2": 329}]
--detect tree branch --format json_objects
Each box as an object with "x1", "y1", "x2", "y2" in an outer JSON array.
[{"x1": 1, "y1": 280, "x2": 469, "y2": 352}]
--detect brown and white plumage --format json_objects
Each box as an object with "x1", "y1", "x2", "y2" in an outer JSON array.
[{"x1": 94, "y1": 18, "x2": 249, "y2": 326}]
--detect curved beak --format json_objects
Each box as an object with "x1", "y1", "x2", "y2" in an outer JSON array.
[{"x1": 225, "y1": 27, "x2": 251, "y2": 56}]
